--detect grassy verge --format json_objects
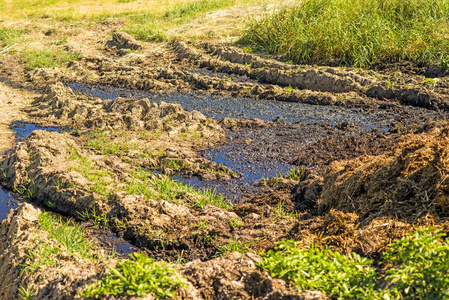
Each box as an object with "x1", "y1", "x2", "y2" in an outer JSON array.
[
  {"x1": 240, "y1": 0, "x2": 449, "y2": 66},
  {"x1": 259, "y1": 227, "x2": 449, "y2": 299}
]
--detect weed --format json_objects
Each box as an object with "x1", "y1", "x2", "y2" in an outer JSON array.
[
  {"x1": 384, "y1": 80, "x2": 396, "y2": 88},
  {"x1": 1, "y1": 167, "x2": 7, "y2": 178},
  {"x1": 14, "y1": 182, "x2": 36, "y2": 199},
  {"x1": 285, "y1": 167, "x2": 305, "y2": 181},
  {"x1": 440, "y1": 55, "x2": 449, "y2": 73},
  {"x1": 284, "y1": 84, "x2": 294, "y2": 93},
  {"x1": 382, "y1": 227, "x2": 449, "y2": 299},
  {"x1": 80, "y1": 252, "x2": 187, "y2": 298},
  {"x1": 18, "y1": 285, "x2": 34, "y2": 300},
  {"x1": 38, "y1": 212, "x2": 93, "y2": 258},
  {"x1": 424, "y1": 77, "x2": 438, "y2": 88},
  {"x1": 78, "y1": 207, "x2": 109, "y2": 229},
  {"x1": 197, "y1": 220, "x2": 209, "y2": 230}
]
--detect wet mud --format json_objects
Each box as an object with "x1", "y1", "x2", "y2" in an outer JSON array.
[
  {"x1": 0, "y1": 186, "x2": 17, "y2": 222},
  {"x1": 10, "y1": 121, "x2": 68, "y2": 141},
  {"x1": 2, "y1": 28, "x2": 449, "y2": 299}
]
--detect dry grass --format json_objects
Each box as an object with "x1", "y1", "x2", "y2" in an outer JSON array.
[{"x1": 320, "y1": 125, "x2": 449, "y2": 224}]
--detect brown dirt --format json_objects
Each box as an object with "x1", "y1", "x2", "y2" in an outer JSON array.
[{"x1": 1, "y1": 18, "x2": 449, "y2": 299}]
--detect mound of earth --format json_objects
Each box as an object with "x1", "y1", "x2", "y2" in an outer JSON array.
[
  {"x1": 319, "y1": 124, "x2": 449, "y2": 223},
  {"x1": 0, "y1": 203, "x2": 116, "y2": 299}
]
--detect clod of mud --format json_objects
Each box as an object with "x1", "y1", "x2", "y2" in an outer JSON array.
[
  {"x1": 178, "y1": 252, "x2": 326, "y2": 300},
  {"x1": 106, "y1": 32, "x2": 143, "y2": 55},
  {"x1": 0, "y1": 203, "x2": 115, "y2": 299}
]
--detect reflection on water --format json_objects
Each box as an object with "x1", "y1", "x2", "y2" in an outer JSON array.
[{"x1": 0, "y1": 186, "x2": 17, "y2": 222}]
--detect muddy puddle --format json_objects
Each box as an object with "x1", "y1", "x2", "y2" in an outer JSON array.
[
  {"x1": 10, "y1": 121, "x2": 68, "y2": 141},
  {"x1": 68, "y1": 82, "x2": 444, "y2": 131},
  {"x1": 67, "y1": 82, "x2": 447, "y2": 201},
  {"x1": 0, "y1": 185, "x2": 17, "y2": 222}
]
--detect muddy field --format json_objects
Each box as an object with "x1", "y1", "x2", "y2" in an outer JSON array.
[{"x1": 1, "y1": 19, "x2": 449, "y2": 300}]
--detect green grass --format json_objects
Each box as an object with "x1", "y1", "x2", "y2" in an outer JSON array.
[
  {"x1": 22, "y1": 212, "x2": 100, "y2": 274},
  {"x1": 21, "y1": 49, "x2": 81, "y2": 71},
  {"x1": 241, "y1": 0, "x2": 449, "y2": 66},
  {"x1": 127, "y1": 169, "x2": 233, "y2": 210},
  {"x1": 38, "y1": 212, "x2": 93, "y2": 258},
  {"x1": 165, "y1": 0, "x2": 238, "y2": 19},
  {"x1": 0, "y1": 27, "x2": 26, "y2": 46},
  {"x1": 80, "y1": 252, "x2": 187, "y2": 298},
  {"x1": 215, "y1": 238, "x2": 254, "y2": 256},
  {"x1": 259, "y1": 228, "x2": 449, "y2": 299},
  {"x1": 383, "y1": 227, "x2": 449, "y2": 299}
]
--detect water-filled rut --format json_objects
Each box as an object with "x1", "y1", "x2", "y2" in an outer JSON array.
[{"x1": 67, "y1": 82, "x2": 446, "y2": 201}]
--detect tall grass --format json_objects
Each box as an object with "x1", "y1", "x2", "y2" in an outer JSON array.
[{"x1": 241, "y1": 0, "x2": 449, "y2": 66}]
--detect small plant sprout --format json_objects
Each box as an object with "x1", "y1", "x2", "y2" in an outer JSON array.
[{"x1": 229, "y1": 218, "x2": 243, "y2": 227}]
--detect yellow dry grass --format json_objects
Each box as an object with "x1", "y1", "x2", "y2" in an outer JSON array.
[{"x1": 320, "y1": 125, "x2": 449, "y2": 223}]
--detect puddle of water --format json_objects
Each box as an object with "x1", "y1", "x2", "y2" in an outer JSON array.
[
  {"x1": 0, "y1": 185, "x2": 18, "y2": 222},
  {"x1": 172, "y1": 143, "x2": 295, "y2": 200},
  {"x1": 10, "y1": 121, "x2": 67, "y2": 141},
  {"x1": 110, "y1": 235, "x2": 137, "y2": 255},
  {"x1": 67, "y1": 83, "x2": 400, "y2": 130}
]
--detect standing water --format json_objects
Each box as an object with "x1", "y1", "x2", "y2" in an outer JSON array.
[{"x1": 0, "y1": 186, "x2": 17, "y2": 222}]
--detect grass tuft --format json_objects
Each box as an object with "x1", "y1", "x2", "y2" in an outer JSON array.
[
  {"x1": 241, "y1": 0, "x2": 449, "y2": 66},
  {"x1": 21, "y1": 50, "x2": 80, "y2": 71},
  {"x1": 80, "y1": 252, "x2": 187, "y2": 298}
]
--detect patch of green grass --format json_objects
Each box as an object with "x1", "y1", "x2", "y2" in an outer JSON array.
[
  {"x1": 21, "y1": 212, "x2": 101, "y2": 274},
  {"x1": 80, "y1": 252, "x2": 187, "y2": 298},
  {"x1": 229, "y1": 218, "x2": 243, "y2": 227},
  {"x1": 126, "y1": 169, "x2": 232, "y2": 210},
  {"x1": 165, "y1": 0, "x2": 237, "y2": 19},
  {"x1": 441, "y1": 55, "x2": 449, "y2": 73},
  {"x1": 383, "y1": 227, "x2": 449, "y2": 299},
  {"x1": 123, "y1": 12, "x2": 166, "y2": 42},
  {"x1": 258, "y1": 240, "x2": 380, "y2": 299},
  {"x1": 67, "y1": 146, "x2": 116, "y2": 197},
  {"x1": 18, "y1": 285, "x2": 35, "y2": 300},
  {"x1": 38, "y1": 212, "x2": 93, "y2": 258},
  {"x1": 285, "y1": 167, "x2": 305, "y2": 180},
  {"x1": 20, "y1": 49, "x2": 81, "y2": 71},
  {"x1": 215, "y1": 238, "x2": 254, "y2": 256},
  {"x1": 259, "y1": 228, "x2": 449, "y2": 299},
  {"x1": 241, "y1": 0, "x2": 449, "y2": 66},
  {"x1": 22, "y1": 241, "x2": 60, "y2": 274},
  {"x1": 86, "y1": 131, "x2": 138, "y2": 156},
  {"x1": 78, "y1": 207, "x2": 109, "y2": 229},
  {"x1": 0, "y1": 27, "x2": 26, "y2": 46}
]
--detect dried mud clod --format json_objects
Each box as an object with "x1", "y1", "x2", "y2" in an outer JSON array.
[{"x1": 106, "y1": 32, "x2": 143, "y2": 56}]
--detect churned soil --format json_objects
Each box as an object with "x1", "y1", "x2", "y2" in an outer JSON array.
[{"x1": 1, "y1": 21, "x2": 449, "y2": 299}]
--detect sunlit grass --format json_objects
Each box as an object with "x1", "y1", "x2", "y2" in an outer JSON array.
[{"x1": 241, "y1": 0, "x2": 449, "y2": 66}]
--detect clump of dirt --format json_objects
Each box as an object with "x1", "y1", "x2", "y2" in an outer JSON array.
[
  {"x1": 0, "y1": 203, "x2": 115, "y2": 299},
  {"x1": 178, "y1": 251, "x2": 326, "y2": 300},
  {"x1": 106, "y1": 32, "x2": 143, "y2": 55},
  {"x1": 27, "y1": 82, "x2": 223, "y2": 134},
  {"x1": 319, "y1": 124, "x2": 449, "y2": 223}
]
